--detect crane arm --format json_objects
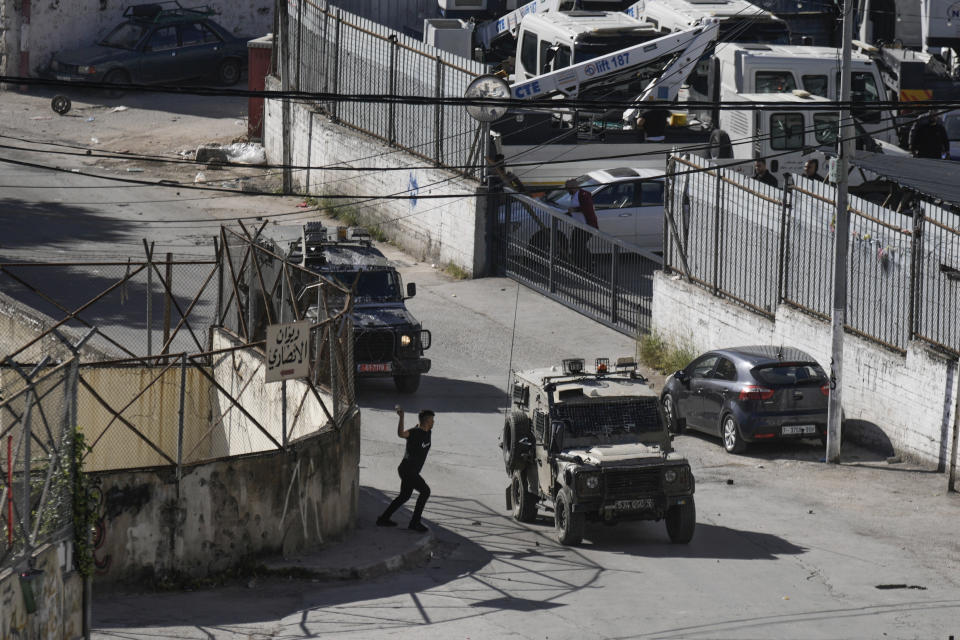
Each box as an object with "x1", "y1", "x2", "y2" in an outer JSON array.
[
  {"x1": 476, "y1": 0, "x2": 572, "y2": 48},
  {"x1": 508, "y1": 19, "x2": 718, "y2": 105}
]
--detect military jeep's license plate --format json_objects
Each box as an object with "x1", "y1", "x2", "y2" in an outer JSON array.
[
  {"x1": 615, "y1": 498, "x2": 654, "y2": 511},
  {"x1": 782, "y1": 424, "x2": 816, "y2": 435},
  {"x1": 357, "y1": 363, "x2": 391, "y2": 373}
]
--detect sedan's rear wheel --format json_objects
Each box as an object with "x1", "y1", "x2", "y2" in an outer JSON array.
[{"x1": 722, "y1": 414, "x2": 746, "y2": 454}]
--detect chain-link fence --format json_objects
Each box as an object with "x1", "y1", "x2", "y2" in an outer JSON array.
[
  {"x1": 1, "y1": 357, "x2": 77, "y2": 572},
  {"x1": 665, "y1": 153, "x2": 960, "y2": 356},
  {"x1": 286, "y1": 0, "x2": 487, "y2": 178},
  {"x1": 0, "y1": 249, "x2": 219, "y2": 364}
]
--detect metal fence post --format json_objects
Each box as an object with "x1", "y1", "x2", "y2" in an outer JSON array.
[
  {"x1": 20, "y1": 384, "x2": 33, "y2": 550},
  {"x1": 610, "y1": 245, "x2": 619, "y2": 325},
  {"x1": 144, "y1": 240, "x2": 154, "y2": 357},
  {"x1": 331, "y1": 10, "x2": 342, "y2": 121},
  {"x1": 777, "y1": 177, "x2": 792, "y2": 305},
  {"x1": 388, "y1": 35, "x2": 398, "y2": 145},
  {"x1": 712, "y1": 169, "x2": 722, "y2": 295},
  {"x1": 329, "y1": 320, "x2": 339, "y2": 422},
  {"x1": 435, "y1": 55, "x2": 443, "y2": 165},
  {"x1": 162, "y1": 252, "x2": 173, "y2": 358},
  {"x1": 176, "y1": 354, "x2": 186, "y2": 497},
  {"x1": 908, "y1": 207, "x2": 924, "y2": 341},
  {"x1": 949, "y1": 357, "x2": 959, "y2": 492},
  {"x1": 548, "y1": 217, "x2": 557, "y2": 294},
  {"x1": 295, "y1": 0, "x2": 303, "y2": 91}
]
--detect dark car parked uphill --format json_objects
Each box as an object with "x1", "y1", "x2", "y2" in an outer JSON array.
[
  {"x1": 660, "y1": 346, "x2": 830, "y2": 454},
  {"x1": 47, "y1": 2, "x2": 248, "y2": 90}
]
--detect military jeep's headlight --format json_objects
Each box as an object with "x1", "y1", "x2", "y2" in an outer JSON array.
[
  {"x1": 664, "y1": 469, "x2": 678, "y2": 484},
  {"x1": 586, "y1": 475, "x2": 600, "y2": 490},
  {"x1": 400, "y1": 334, "x2": 412, "y2": 347}
]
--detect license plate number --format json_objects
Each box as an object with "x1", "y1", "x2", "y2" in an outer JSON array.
[
  {"x1": 357, "y1": 363, "x2": 391, "y2": 373},
  {"x1": 783, "y1": 424, "x2": 816, "y2": 435},
  {"x1": 614, "y1": 498, "x2": 654, "y2": 511}
]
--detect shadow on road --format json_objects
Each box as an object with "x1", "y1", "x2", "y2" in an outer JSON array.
[{"x1": 358, "y1": 374, "x2": 508, "y2": 414}]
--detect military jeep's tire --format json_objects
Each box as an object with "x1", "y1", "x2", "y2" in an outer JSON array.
[
  {"x1": 554, "y1": 487, "x2": 585, "y2": 546},
  {"x1": 511, "y1": 469, "x2": 538, "y2": 523},
  {"x1": 393, "y1": 373, "x2": 420, "y2": 394},
  {"x1": 665, "y1": 497, "x2": 696, "y2": 544},
  {"x1": 502, "y1": 410, "x2": 532, "y2": 473}
]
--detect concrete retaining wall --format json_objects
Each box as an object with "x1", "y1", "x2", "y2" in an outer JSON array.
[
  {"x1": 1, "y1": 0, "x2": 273, "y2": 78},
  {"x1": 90, "y1": 408, "x2": 360, "y2": 585},
  {"x1": 0, "y1": 542, "x2": 83, "y2": 640},
  {"x1": 263, "y1": 76, "x2": 486, "y2": 276},
  {"x1": 652, "y1": 271, "x2": 960, "y2": 466}
]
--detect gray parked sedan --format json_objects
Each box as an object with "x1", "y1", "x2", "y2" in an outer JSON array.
[
  {"x1": 660, "y1": 346, "x2": 830, "y2": 453},
  {"x1": 47, "y1": 2, "x2": 249, "y2": 91}
]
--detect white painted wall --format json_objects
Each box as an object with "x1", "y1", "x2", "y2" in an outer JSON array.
[
  {"x1": 652, "y1": 271, "x2": 960, "y2": 467},
  {"x1": 2, "y1": 0, "x2": 273, "y2": 76},
  {"x1": 264, "y1": 77, "x2": 485, "y2": 275}
]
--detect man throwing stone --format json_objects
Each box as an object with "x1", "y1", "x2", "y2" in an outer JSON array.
[{"x1": 376, "y1": 407, "x2": 434, "y2": 532}]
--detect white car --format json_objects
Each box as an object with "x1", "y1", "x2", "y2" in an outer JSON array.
[
  {"x1": 509, "y1": 167, "x2": 666, "y2": 253},
  {"x1": 944, "y1": 110, "x2": 960, "y2": 161}
]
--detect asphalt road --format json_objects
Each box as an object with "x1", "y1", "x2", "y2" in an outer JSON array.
[{"x1": 3, "y1": 90, "x2": 960, "y2": 640}]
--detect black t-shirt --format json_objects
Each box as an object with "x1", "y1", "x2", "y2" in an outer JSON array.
[{"x1": 400, "y1": 427, "x2": 431, "y2": 474}]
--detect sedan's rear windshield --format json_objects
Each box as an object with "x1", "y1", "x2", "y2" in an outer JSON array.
[{"x1": 752, "y1": 363, "x2": 826, "y2": 386}]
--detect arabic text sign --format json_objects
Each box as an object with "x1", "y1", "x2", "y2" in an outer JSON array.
[{"x1": 265, "y1": 321, "x2": 311, "y2": 383}]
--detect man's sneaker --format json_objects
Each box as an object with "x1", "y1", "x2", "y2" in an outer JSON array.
[
  {"x1": 376, "y1": 516, "x2": 397, "y2": 527},
  {"x1": 408, "y1": 521, "x2": 429, "y2": 533}
]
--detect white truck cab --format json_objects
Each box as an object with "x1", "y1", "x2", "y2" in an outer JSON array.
[
  {"x1": 513, "y1": 10, "x2": 663, "y2": 81},
  {"x1": 627, "y1": 0, "x2": 790, "y2": 44},
  {"x1": 688, "y1": 43, "x2": 898, "y2": 144}
]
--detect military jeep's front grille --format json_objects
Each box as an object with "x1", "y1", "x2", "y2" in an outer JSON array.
[
  {"x1": 355, "y1": 330, "x2": 393, "y2": 362},
  {"x1": 605, "y1": 468, "x2": 661, "y2": 498}
]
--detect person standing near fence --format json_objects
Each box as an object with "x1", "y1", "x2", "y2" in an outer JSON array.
[
  {"x1": 564, "y1": 179, "x2": 599, "y2": 270},
  {"x1": 377, "y1": 407, "x2": 434, "y2": 533}
]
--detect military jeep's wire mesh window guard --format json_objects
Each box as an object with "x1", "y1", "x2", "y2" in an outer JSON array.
[{"x1": 552, "y1": 397, "x2": 663, "y2": 438}]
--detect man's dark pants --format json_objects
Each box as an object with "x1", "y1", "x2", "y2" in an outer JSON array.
[{"x1": 381, "y1": 464, "x2": 430, "y2": 524}]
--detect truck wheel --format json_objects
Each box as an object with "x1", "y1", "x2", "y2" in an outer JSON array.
[
  {"x1": 502, "y1": 410, "x2": 532, "y2": 473},
  {"x1": 511, "y1": 469, "x2": 538, "y2": 523},
  {"x1": 393, "y1": 373, "x2": 420, "y2": 394},
  {"x1": 709, "y1": 129, "x2": 733, "y2": 159},
  {"x1": 665, "y1": 497, "x2": 696, "y2": 544},
  {"x1": 554, "y1": 487, "x2": 584, "y2": 546},
  {"x1": 722, "y1": 414, "x2": 747, "y2": 454}
]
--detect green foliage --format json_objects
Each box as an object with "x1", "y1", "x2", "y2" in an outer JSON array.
[
  {"x1": 638, "y1": 331, "x2": 698, "y2": 374},
  {"x1": 443, "y1": 263, "x2": 470, "y2": 280},
  {"x1": 72, "y1": 430, "x2": 97, "y2": 577}
]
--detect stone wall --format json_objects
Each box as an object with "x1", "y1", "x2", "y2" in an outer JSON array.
[
  {"x1": 652, "y1": 271, "x2": 960, "y2": 466},
  {"x1": 0, "y1": 542, "x2": 83, "y2": 640},
  {"x1": 89, "y1": 408, "x2": 360, "y2": 585},
  {"x1": 263, "y1": 76, "x2": 487, "y2": 276}
]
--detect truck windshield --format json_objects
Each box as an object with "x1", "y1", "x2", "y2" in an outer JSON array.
[
  {"x1": 327, "y1": 270, "x2": 402, "y2": 303},
  {"x1": 572, "y1": 33, "x2": 661, "y2": 63},
  {"x1": 553, "y1": 397, "x2": 663, "y2": 439}
]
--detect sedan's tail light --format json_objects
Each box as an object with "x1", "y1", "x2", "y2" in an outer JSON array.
[
  {"x1": 820, "y1": 383, "x2": 830, "y2": 396},
  {"x1": 738, "y1": 385, "x2": 774, "y2": 401}
]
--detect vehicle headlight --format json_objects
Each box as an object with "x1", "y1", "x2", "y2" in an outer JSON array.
[
  {"x1": 664, "y1": 469, "x2": 678, "y2": 484},
  {"x1": 585, "y1": 475, "x2": 600, "y2": 490},
  {"x1": 400, "y1": 334, "x2": 412, "y2": 347},
  {"x1": 78, "y1": 65, "x2": 96, "y2": 75}
]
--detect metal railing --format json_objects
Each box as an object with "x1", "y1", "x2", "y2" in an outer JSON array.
[
  {"x1": 665, "y1": 153, "x2": 960, "y2": 356},
  {"x1": 286, "y1": 0, "x2": 487, "y2": 178},
  {"x1": 495, "y1": 192, "x2": 663, "y2": 337}
]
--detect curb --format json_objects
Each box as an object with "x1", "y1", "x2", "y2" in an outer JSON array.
[{"x1": 261, "y1": 530, "x2": 436, "y2": 582}]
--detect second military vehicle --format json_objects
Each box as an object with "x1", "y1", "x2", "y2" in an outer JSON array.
[{"x1": 502, "y1": 357, "x2": 696, "y2": 545}]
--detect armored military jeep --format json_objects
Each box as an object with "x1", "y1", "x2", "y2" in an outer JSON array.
[
  {"x1": 286, "y1": 223, "x2": 431, "y2": 393},
  {"x1": 502, "y1": 357, "x2": 696, "y2": 545}
]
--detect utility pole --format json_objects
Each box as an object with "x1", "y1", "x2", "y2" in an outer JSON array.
[
  {"x1": 826, "y1": 0, "x2": 856, "y2": 463},
  {"x1": 279, "y1": 0, "x2": 293, "y2": 194}
]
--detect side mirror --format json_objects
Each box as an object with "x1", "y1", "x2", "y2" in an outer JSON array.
[
  {"x1": 769, "y1": 159, "x2": 779, "y2": 173},
  {"x1": 406, "y1": 282, "x2": 416, "y2": 298},
  {"x1": 675, "y1": 370, "x2": 690, "y2": 384}
]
